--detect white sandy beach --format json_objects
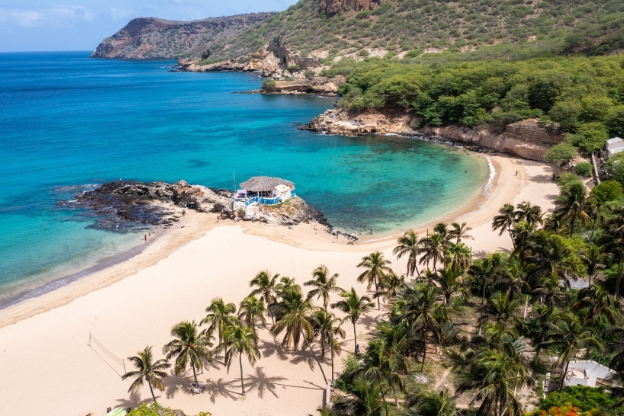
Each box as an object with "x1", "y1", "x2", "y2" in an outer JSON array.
[{"x1": 0, "y1": 154, "x2": 558, "y2": 416}]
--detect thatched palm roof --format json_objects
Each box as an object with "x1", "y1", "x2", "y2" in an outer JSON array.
[{"x1": 239, "y1": 176, "x2": 294, "y2": 192}]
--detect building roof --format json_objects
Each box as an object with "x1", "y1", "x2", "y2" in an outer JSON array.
[
  {"x1": 239, "y1": 176, "x2": 294, "y2": 192},
  {"x1": 608, "y1": 140, "x2": 624, "y2": 151},
  {"x1": 607, "y1": 137, "x2": 623, "y2": 145}
]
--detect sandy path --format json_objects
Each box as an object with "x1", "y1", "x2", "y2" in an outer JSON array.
[{"x1": 0, "y1": 155, "x2": 557, "y2": 416}]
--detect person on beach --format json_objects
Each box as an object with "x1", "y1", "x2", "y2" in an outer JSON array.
[
  {"x1": 516, "y1": 170, "x2": 518, "y2": 176},
  {"x1": 144, "y1": 235, "x2": 146, "y2": 241}
]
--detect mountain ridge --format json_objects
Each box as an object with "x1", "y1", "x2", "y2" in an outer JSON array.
[{"x1": 91, "y1": 13, "x2": 276, "y2": 60}]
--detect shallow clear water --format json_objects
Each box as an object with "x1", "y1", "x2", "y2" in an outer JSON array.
[{"x1": 0, "y1": 51, "x2": 488, "y2": 307}]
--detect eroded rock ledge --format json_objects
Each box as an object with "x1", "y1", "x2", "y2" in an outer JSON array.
[
  {"x1": 301, "y1": 108, "x2": 565, "y2": 161},
  {"x1": 58, "y1": 180, "x2": 330, "y2": 232}
]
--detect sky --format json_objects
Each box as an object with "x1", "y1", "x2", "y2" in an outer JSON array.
[{"x1": 0, "y1": 0, "x2": 299, "y2": 52}]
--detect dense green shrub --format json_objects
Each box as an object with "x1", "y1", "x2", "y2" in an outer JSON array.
[
  {"x1": 546, "y1": 143, "x2": 578, "y2": 166},
  {"x1": 590, "y1": 180, "x2": 623, "y2": 203},
  {"x1": 262, "y1": 79, "x2": 277, "y2": 92},
  {"x1": 574, "y1": 162, "x2": 593, "y2": 177},
  {"x1": 287, "y1": 65, "x2": 301, "y2": 73},
  {"x1": 538, "y1": 386, "x2": 624, "y2": 412}
]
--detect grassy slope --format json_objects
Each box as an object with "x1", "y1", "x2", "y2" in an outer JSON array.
[{"x1": 208, "y1": 0, "x2": 624, "y2": 62}]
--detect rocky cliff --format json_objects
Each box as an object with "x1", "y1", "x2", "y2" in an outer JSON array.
[
  {"x1": 91, "y1": 13, "x2": 275, "y2": 59},
  {"x1": 303, "y1": 108, "x2": 565, "y2": 161}
]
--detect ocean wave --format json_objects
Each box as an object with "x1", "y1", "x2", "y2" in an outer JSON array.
[{"x1": 484, "y1": 156, "x2": 495, "y2": 197}]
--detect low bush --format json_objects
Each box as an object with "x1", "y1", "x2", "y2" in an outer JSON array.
[{"x1": 574, "y1": 162, "x2": 593, "y2": 177}]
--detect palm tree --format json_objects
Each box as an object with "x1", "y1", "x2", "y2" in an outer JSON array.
[
  {"x1": 271, "y1": 286, "x2": 328, "y2": 383},
  {"x1": 492, "y1": 203, "x2": 517, "y2": 248},
  {"x1": 479, "y1": 291, "x2": 520, "y2": 327},
  {"x1": 434, "y1": 266, "x2": 467, "y2": 305},
  {"x1": 201, "y1": 297, "x2": 237, "y2": 344},
  {"x1": 526, "y1": 232, "x2": 576, "y2": 289},
  {"x1": 238, "y1": 295, "x2": 267, "y2": 336},
  {"x1": 399, "y1": 282, "x2": 448, "y2": 372},
  {"x1": 357, "y1": 252, "x2": 392, "y2": 309},
  {"x1": 573, "y1": 285, "x2": 618, "y2": 325},
  {"x1": 331, "y1": 288, "x2": 374, "y2": 353},
  {"x1": 377, "y1": 271, "x2": 406, "y2": 302},
  {"x1": 511, "y1": 220, "x2": 534, "y2": 262},
  {"x1": 457, "y1": 346, "x2": 533, "y2": 415},
  {"x1": 332, "y1": 377, "x2": 385, "y2": 416},
  {"x1": 578, "y1": 244, "x2": 606, "y2": 286},
  {"x1": 419, "y1": 232, "x2": 446, "y2": 273},
  {"x1": 360, "y1": 336, "x2": 408, "y2": 408},
  {"x1": 393, "y1": 229, "x2": 422, "y2": 277},
  {"x1": 543, "y1": 313, "x2": 602, "y2": 391},
  {"x1": 122, "y1": 346, "x2": 171, "y2": 403},
  {"x1": 162, "y1": 321, "x2": 213, "y2": 386},
  {"x1": 450, "y1": 222, "x2": 473, "y2": 243},
  {"x1": 304, "y1": 265, "x2": 343, "y2": 311},
  {"x1": 404, "y1": 390, "x2": 458, "y2": 416},
  {"x1": 249, "y1": 270, "x2": 278, "y2": 324},
  {"x1": 599, "y1": 214, "x2": 624, "y2": 300},
  {"x1": 531, "y1": 304, "x2": 562, "y2": 364},
  {"x1": 310, "y1": 309, "x2": 345, "y2": 381},
  {"x1": 554, "y1": 182, "x2": 590, "y2": 237},
  {"x1": 443, "y1": 242, "x2": 472, "y2": 273},
  {"x1": 217, "y1": 321, "x2": 261, "y2": 396},
  {"x1": 515, "y1": 201, "x2": 544, "y2": 229}
]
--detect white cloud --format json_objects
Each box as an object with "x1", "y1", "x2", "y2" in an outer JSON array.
[{"x1": 0, "y1": 6, "x2": 95, "y2": 27}]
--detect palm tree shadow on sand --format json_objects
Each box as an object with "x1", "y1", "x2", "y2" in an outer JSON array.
[
  {"x1": 204, "y1": 377, "x2": 241, "y2": 403},
  {"x1": 243, "y1": 366, "x2": 286, "y2": 399},
  {"x1": 115, "y1": 391, "x2": 145, "y2": 409},
  {"x1": 258, "y1": 339, "x2": 289, "y2": 361}
]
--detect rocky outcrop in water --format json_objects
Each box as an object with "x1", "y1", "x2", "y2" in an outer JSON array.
[
  {"x1": 58, "y1": 180, "x2": 331, "y2": 232},
  {"x1": 259, "y1": 78, "x2": 340, "y2": 96},
  {"x1": 302, "y1": 108, "x2": 565, "y2": 161},
  {"x1": 58, "y1": 180, "x2": 234, "y2": 232}
]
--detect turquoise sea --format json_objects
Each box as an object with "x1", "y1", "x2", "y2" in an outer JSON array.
[{"x1": 0, "y1": 51, "x2": 489, "y2": 308}]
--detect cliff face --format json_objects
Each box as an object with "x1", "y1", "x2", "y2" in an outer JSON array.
[
  {"x1": 319, "y1": 0, "x2": 383, "y2": 17},
  {"x1": 304, "y1": 108, "x2": 565, "y2": 161},
  {"x1": 91, "y1": 13, "x2": 275, "y2": 59}
]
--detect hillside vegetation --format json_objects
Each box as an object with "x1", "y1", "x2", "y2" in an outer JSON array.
[{"x1": 208, "y1": 0, "x2": 624, "y2": 62}]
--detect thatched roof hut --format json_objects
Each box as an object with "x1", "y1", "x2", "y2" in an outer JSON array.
[{"x1": 239, "y1": 176, "x2": 294, "y2": 192}]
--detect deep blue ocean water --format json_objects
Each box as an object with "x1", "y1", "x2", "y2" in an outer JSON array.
[{"x1": 0, "y1": 51, "x2": 488, "y2": 307}]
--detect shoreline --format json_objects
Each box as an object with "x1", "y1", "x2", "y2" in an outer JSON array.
[
  {"x1": 0, "y1": 151, "x2": 540, "y2": 329},
  {"x1": 0, "y1": 153, "x2": 557, "y2": 416}
]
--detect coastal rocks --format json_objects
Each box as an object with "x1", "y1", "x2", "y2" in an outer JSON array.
[
  {"x1": 58, "y1": 180, "x2": 234, "y2": 232},
  {"x1": 241, "y1": 197, "x2": 331, "y2": 227},
  {"x1": 178, "y1": 40, "x2": 320, "y2": 78},
  {"x1": 259, "y1": 78, "x2": 340, "y2": 96},
  {"x1": 178, "y1": 50, "x2": 281, "y2": 77},
  {"x1": 302, "y1": 108, "x2": 565, "y2": 162},
  {"x1": 302, "y1": 108, "x2": 414, "y2": 135}
]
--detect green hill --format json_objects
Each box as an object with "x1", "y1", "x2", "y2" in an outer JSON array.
[{"x1": 207, "y1": 0, "x2": 624, "y2": 63}]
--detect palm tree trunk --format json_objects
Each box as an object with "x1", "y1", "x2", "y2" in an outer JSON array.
[
  {"x1": 302, "y1": 331, "x2": 328, "y2": 384},
  {"x1": 421, "y1": 329, "x2": 427, "y2": 373},
  {"x1": 508, "y1": 228, "x2": 516, "y2": 250},
  {"x1": 616, "y1": 260, "x2": 623, "y2": 301},
  {"x1": 589, "y1": 215, "x2": 599, "y2": 242},
  {"x1": 331, "y1": 343, "x2": 335, "y2": 384},
  {"x1": 381, "y1": 390, "x2": 389, "y2": 416},
  {"x1": 392, "y1": 385, "x2": 398, "y2": 407},
  {"x1": 192, "y1": 363, "x2": 198, "y2": 385},
  {"x1": 375, "y1": 280, "x2": 380, "y2": 310},
  {"x1": 569, "y1": 212, "x2": 577, "y2": 237},
  {"x1": 560, "y1": 360, "x2": 570, "y2": 391},
  {"x1": 148, "y1": 380, "x2": 156, "y2": 403},
  {"x1": 239, "y1": 353, "x2": 245, "y2": 395},
  {"x1": 353, "y1": 321, "x2": 358, "y2": 353}
]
